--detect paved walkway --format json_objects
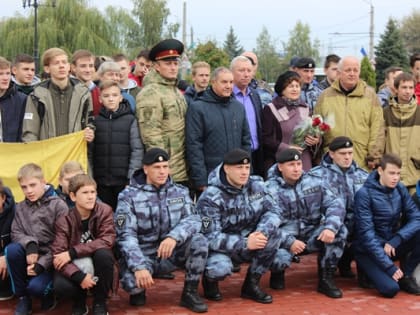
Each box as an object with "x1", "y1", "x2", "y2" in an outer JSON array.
[{"x1": 1, "y1": 254, "x2": 419, "y2": 315}]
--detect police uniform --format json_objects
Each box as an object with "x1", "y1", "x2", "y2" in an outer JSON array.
[
  {"x1": 114, "y1": 148, "x2": 208, "y2": 312},
  {"x1": 197, "y1": 149, "x2": 285, "y2": 304},
  {"x1": 311, "y1": 137, "x2": 368, "y2": 277},
  {"x1": 295, "y1": 57, "x2": 322, "y2": 112},
  {"x1": 265, "y1": 149, "x2": 347, "y2": 298},
  {"x1": 136, "y1": 39, "x2": 189, "y2": 184}
]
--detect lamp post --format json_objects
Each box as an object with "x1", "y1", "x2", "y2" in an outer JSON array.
[{"x1": 22, "y1": 0, "x2": 56, "y2": 75}]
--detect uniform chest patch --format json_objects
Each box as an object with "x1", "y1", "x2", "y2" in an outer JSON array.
[
  {"x1": 248, "y1": 192, "x2": 264, "y2": 201},
  {"x1": 167, "y1": 197, "x2": 185, "y2": 205},
  {"x1": 116, "y1": 214, "x2": 126, "y2": 228},
  {"x1": 302, "y1": 186, "x2": 320, "y2": 195},
  {"x1": 202, "y1": 216, "x2": 212, "y2": 232}
]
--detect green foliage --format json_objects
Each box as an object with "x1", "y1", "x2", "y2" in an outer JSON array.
[
  {"x1": 283, "y1": 21, "x2": 321, "y2": 66},
  {"x1": 223, "y1": 26, "x2": 244, "y2": 61},
  {"x1": 374, "y1": 18, "x2": 409, "y2": 88},
  {"x1": 400, "y1": 9, "x2": 420, "y2": 55},
  {"x1": 191, "y1": 40, "x2": 229, "y2": 71},
  {"x1": 254, "y1": 26, "x2": 282, "y2": 83},
  {"x1": 132, "y1": 0, "x2": 176, "y2": 48},
  {"x1": 360, "y1": 56, "x2": 376, "y2": 89}
]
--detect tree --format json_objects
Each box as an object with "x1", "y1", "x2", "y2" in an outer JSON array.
[
  {"x1": 191, "y1": 40, "x2": 229, "y2": 71},
  {"x1": 254, "y1": 26, "x2": 282, "y2": 83},
  {"x1": 360, "y1": 56, "x2": 376, "y2": 89},
  {"x1": 0, "y1": 0, "x2": 117, "y2": 64},
  {"x1": 223, "y1": 26, "x2": 243, "y2": 61},
  {"x1": 374, "y1": 18, "x2": 408, "y2": 88},
  {"x1": 282, "y1": 21, "x2": 321, "y2": 66},
  {"x1": 131, "y1": 0, "x2": 179, "y2": 48},
  {"x1": 400, "y1": 9, "x2": 420, "y2": 55}
]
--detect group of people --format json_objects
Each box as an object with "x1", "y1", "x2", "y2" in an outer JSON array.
[{"x1": 1, "y1": 37, "x2": 420, "y2": 315}]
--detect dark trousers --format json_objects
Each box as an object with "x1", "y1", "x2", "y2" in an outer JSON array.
[
  {"x1": 5, "y1": 243, "x2": 52, "y2": 298},
  {"x1": 355, "y1": 230, "x2": 420, "y2": 297},
  {"x1": 97, "y1": 184, "x2": 126, "y2": 211},
  {"x1": 54, "y1": 248, "x2": 114, "y2": 302},
  {"x1": 0, "y1": 273, "x2": 12, "y2": 294}
]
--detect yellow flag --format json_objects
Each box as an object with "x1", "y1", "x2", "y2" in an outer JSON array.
[{"x1": 0, "y1": 131, "x2": 87, "y2": 202}]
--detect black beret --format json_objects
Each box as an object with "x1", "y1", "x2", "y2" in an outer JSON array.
[
  {"x1": 223, "y1": 148, "x2": 251, "y2": 165},
  {"x1": 149, "y1": 39, "x2": 184, "y2": 61},
  {"x1": 329, "y1": 136, "x2": 353, "y2": 151},
  {"x1": 295, "y1": 57, "x2": 316, "y2": 69},
  {"x1": 274, "y1": 71, "x2": 301, "y2": 95},
  {"x1": 276, "y1": 149, "x2": 302, "y2": 163},
  {"x1": 143, "y1": 148, "x2": 169, "y2": 165},
  {"x1": 289, "y1": 56, "x2": 300, "y2": 67}
]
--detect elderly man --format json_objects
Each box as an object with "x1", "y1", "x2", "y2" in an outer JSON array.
[
  {"x1": 186, "y1": 67, "x2": 251, "y2": 192},
  {"x1": 315, "y1": 56, "x2": 385, "y2": 170},
  {"x1": 115, "y1": 148, "x2": 208, "y2": 313},
  {"x1": 231, "y1": 56, "x2": 264, "y2": 177},
  {"x1": 136, "y1": 39, "x2": 188, "y2": 185}
]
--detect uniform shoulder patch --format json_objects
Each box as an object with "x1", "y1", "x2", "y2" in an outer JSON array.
[
  {"x1": 201, "y1": 216, "x2": 212, "y2": 232},
  {"x1": 116, "y1": 214, "x2": 126, "y2": 228},
  {"x1": 167, "y1": 197, "x2": 185, "y2": 205}
]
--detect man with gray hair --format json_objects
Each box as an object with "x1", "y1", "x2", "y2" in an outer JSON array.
[
  {"x1": 186, "y1": 67, "x2": 251, "y2": 192},
  {"x1": 231, "y1": 56, "x2": 264, "y2": 177}
]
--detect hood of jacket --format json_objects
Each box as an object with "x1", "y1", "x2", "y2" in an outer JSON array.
[
  {"x1": 130, "y1": 168, "x2": 173, "y2": 193},
  {"x1": 319, "y1": 152, "x2": 361, "y2": 175},
  {"x1": 207, "y1": 163, "x2": 251, "y2": 195},
  {"x1": 388, "y1": 95, "x2": 418, "y2": 117},
  {"x1": 363, "y1": 170, "x2": 396, "y2": 194},
  {"x1": 330, "y1": 78, "x2": 368, "y2": 97},
  {"x1": 98, "y1": 99, "x2": 132, "y2": 119},
  {"x1": 24, "y1": 184, "x2": 58, "y2": 207}
]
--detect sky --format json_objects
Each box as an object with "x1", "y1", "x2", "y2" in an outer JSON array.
[{"x1": 2, "y1": 0, "x2": 419, "y2": 59}]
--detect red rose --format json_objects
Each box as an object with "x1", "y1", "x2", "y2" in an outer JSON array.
[
  {"x1": 312, "y1": 117, "x2": 321, "y2": 126},
  {"x1": 319, "y1": 123, "x2": 330, "y2": 132}
]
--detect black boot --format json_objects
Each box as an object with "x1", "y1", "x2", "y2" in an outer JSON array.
[
  {"x1": 317, "y1": 267, "x2": 343, "y2": 298},
  {"x1": 180, "y1": 281, "x2": 208, "y2": 313},
  {"x1": 337, "y1": 248, "x2": 355, "y2": 278},
  {"x1": 241, "y1": 270, "x2": 272, "y2": 304},
  {"x1": 202, "y1": 276, "x2": 222, "y2": 301},
  {"x1": 269, "y1": 270, "x2": 285, "y2": 290}
]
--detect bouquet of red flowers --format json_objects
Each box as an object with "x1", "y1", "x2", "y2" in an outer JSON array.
[{"x1": 291, "y1": 114, "x2": 331, "y2": 148}]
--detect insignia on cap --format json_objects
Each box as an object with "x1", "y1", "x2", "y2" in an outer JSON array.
[
  {"x1": 158, "y1": 156, "x2": 163, "y2": 162},
  {"x1": 243, "y1": 158, "x2": 249, "y2": 164},
  {"x1": 345, "y1": 141, "x2": 350, "y2": 147},
  {"x1": 308, "y1": 63, "x2": 313, "y2": 67},
  {"x1": 294, "y1": 154, "x2": 299, "y2": 160}
]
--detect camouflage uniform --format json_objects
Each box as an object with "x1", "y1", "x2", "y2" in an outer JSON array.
[
  {"x1": 136, "y1": 69, "x2": 188, "y2": 182},
  {"x1": 301, "y1": 82, "x2": 322, "y2": 113},
  {"x1": 114, "y1": 170, "x2": 207, "y2": 294},
  {"x1": 311, "y1": 154, "x2": 368, "y2": 237},
  {"x1": 265, "y1": 165, "x2": 347, "y2": 268},
  {"x1": 197, "y1": 164, "x2": 285, "y2": 280}
]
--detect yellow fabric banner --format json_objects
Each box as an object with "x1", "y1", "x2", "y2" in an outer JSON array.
[{"x1": 0, "y1": 131, "x2": 87, "y2": 202}]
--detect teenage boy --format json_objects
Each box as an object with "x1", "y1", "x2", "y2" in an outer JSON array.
[
  {"x1": 11, "y1": 54, "x2": 40, "y2": 95},
  {"x1": 22, "y1": 47, "x2": 94, "y2": 142},
  {"x1": 91, "y1": 80, "x2": 143, "y2": 211},
  {"x1": 55, "y1": 161, "x2": 85, "y2": 207},
  {"x1": 354, "y1": 153, "x2": 420, "y2": 297},
  {"x1": 52, "y1": 174, "x2": 115, "y2": 315},
  {"x1": 0, "y1": 179, "x2": 15, "y2": 300},
  {"x1": 6, "y1": 163, "x2": 68, "y2": 315}
]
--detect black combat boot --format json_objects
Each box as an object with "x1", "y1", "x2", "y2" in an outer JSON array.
[
  {"x1": 317, "y1": 267, "x2": 343, "y2": 298},
  {"x1": 180, "y1": 281, "x2": 208, "y2": 313},
  {"x1": 241, "y1": 270, "x2": 272, "y2": 304},
  {"x1": 269, "y1": 270, "x2": 285, "y2": 290},
  {"x1": 337, "y1": 248, "x2": 355, "y2": 278},
  {"x1": 202, "y1": 276, "x2": 222, "y2": 301}
]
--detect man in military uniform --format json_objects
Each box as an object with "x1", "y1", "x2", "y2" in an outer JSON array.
[
  {"x1": 136, "y1": 39, "x2": 188, "y2": 185},
  {"x1": 265, "y1": 149, "x2": 347, "y2": 298},
  {"x1": 114, "y1": 148, "x2": 208, "y2": 313},
  {"x1": 311, "y1": 137, "x2": 368, "y2": 279},
  {"x1": 197, "y1": 149, "x2": 284, "y2": 304},
  {"x1": 294, "y1": 57, "x2": 322, "y2": 112}
]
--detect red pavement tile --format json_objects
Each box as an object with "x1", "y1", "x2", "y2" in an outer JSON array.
[{"x1": 1, "y1": 254, "x2": 419, "y2": 315}]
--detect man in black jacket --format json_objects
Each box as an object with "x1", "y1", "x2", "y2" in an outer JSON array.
[{"x1": 186, "y1": 67, "x2": 251, "y2": 193}]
